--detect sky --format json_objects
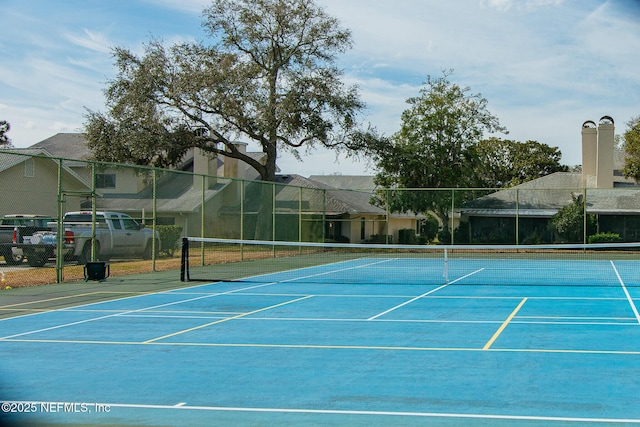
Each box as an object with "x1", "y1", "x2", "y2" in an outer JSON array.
[{"x1": 1, "y1": 0, "x2": 640, "y2": 176}]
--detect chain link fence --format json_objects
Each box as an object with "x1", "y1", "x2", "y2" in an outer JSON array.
[{"x1": 1, "y1": 150, "x2": 639, "y2": 288}]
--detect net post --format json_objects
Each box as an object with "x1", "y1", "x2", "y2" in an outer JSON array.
[
  {"x1": 443, "y1": 247, "x2": 449, "y2": 284},
  {"x1": 180, "y1": 237, "x2": 189, "y2": 282}
]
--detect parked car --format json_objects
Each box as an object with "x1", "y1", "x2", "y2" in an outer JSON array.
[
  {"x1": 0, "y1": 214, "x2": 52, "y2": 265},
  {"x1": 22, "y1": 211, "x2": 160, "y2": 266}
]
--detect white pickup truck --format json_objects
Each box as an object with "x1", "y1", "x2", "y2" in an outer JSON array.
[{"x1": 22, "y1": 211, "x2": 160, "y2": 267}]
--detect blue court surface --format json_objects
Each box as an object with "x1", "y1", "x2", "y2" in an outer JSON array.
[{"x1": 2, "y1": 257, "x2": 640, "y2": 426}]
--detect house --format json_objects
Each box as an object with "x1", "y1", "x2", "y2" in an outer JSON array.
[
  {"x1": 0, "y1": 147, "x2": 89, "y2": 216},
  {"x1": 272, "y1": 174, "x2": 389, "y2": 243},
  {"x1": 211, "y1": 173, "x2": 426, "y2": 243},
  {"x1": 308, "y1": 175, "x2": 431, "y2": 243},
  {"x1": 0, "y1": 134, "x2": 268, "y2": 238},
  {"x1": 22, "y1": 123, "x2": 637, "y2": 246},
  {"x1": 1, "y1": 133, "x2": 431, "y2": 243},
  {"x1": 275, "y1": 175, "x2": 426, "y2": 243},
  {"x1": 460, "y1": 116, "x2": 640, "y2": 243},
  {"x1": 306, "y1": 175, "x2": 387, "y2": 243}
]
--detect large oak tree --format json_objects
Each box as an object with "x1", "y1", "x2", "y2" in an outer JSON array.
[{"x1": 84, "y1": 0, "x2": 374, "y2": 182}]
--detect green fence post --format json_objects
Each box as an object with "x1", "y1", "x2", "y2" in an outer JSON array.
[
  {"x1": 241, "y1": 179, "x2": 245, "y2": 261},
  {"x1": 152, "y1": 168, "x2": 157, "y2": 271},
  {"x1": 272, "y1": 181, "x2": 276, "y2": 242},
  {"x1": 385, "y1": 189, "x2": 390, "y2": 244},
  {"x1": 583, "y1": 187, "x2": 587, "y2": 244},
  {"x1": 451, "y1": 189, "x2": 455, "y2": 245},
  {"x1": 516, "y1": 188, "x2": 520, "y2": 245},
  {"x1": 322, "y1": 188, "x2": 326, "y2": 243},
  {"x1": 55, "y1": 159, "x2": 64, "y2": 283},
  {"x1": 240, "y1": 178, "x2": 244, "y2": 240},
  {"x1": 91, "y1": 163, "x2": 97, "y2": 262},
  {"x1": 200, "y1": 173, "x2": 205, "y2": 239}
]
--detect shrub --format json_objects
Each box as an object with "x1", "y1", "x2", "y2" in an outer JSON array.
[
  {"x1": 367, "y1": 234, "x2": 393, "y2": 244},
  {"x1": 437, "y1": 228, "x2": 451, "y2": 245},
  {"x1": 157, "y1": 225, "x2": 183, "y2": 257},
  {"x1": 398, "y1": 228, "x2": 417, "y2": 244},
  {"x1": 588, "y1": 232, "x2": 623, "y2": 244},
  {"x1": 418, "y1": 216, "x2": 439, "y2": 243},
  {"x1": 454, "y1": 221, "x2": 471, "y2": 244},
  {"x1": 325, "y1": 235, "x2": 350, "y2": 243}
]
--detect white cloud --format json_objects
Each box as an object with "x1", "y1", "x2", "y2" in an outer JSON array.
[
  {"x1": 143, "y1": 0, "x2": 209, "y2": 14},
  {"x1": 482, "y1": 0, "x2": 564, "y2": 12},
  {"x1": 65, "y1": 29, "x2": 113, "y2": 54},
  {"x1": 575, "y1": 2, "x2": 640, "y2": 84},
  {"x1": 277, "y1": 147, "x2": 375, "y2": 176},
  {"x1": 2, "y1": 0, "x2": 639, "y2": 177},
  {"x1": 483, "y1": 0, "x2": 514, "y2": 12},
  {"x1": 50, "y1": 121, "x2": 81, "y2": 133}
]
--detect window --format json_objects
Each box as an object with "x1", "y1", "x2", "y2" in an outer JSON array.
[
  {"x1": 96, "y1": 174, "x2": 116, "y2": 189},
  {"x1": 24, "y1": 158, "x2": 34, "y2": 177},
  {"x1": 122, "y1": 216, "x2": 140, "y2": 230},
  {"x1": 157, "y1": 217, "x2": 175, "y2": 225},
  {"x1": 109, "y1": 214, "x2": 122, "y2": 229}
]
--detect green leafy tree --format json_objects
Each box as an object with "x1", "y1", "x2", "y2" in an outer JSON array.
[
  {"x1": 369, "y1": 70, "x2": 506, "y2": 236},
  {"x1": 419, "y1": 215, "x2": 439, "y2": 243},
  {"x1": 84, "y1": 0, "x2": 372, "y2": 181},
  {"x1": 0, "y1": 121, "x2": 11, "y2": 147},
  {"x1": 476, "y1": 138, "x2": 568, "y2": 187},
  {"x1": 622, "y1": 115, "x2": 640, "y2": 181},
  {"x1": 549, "y1": 194, "x2": 596, "y2": 243}
]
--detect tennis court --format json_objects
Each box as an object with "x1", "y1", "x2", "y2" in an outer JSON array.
[{"x1": 2, "y1": 239, "x2": 640, "y2": 426}]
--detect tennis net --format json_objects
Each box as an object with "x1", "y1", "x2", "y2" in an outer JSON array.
[{"x1": 180, "y1": 237, "x2": 640, "y2": 287}]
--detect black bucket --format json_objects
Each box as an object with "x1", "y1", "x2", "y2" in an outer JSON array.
[{"x1": 84, "y1": 261, "x2": 110, "y2": 282}]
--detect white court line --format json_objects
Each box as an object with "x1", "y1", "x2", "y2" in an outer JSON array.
[
  {"x1": 610, "y1": 260, "x2": 640, "y2": 324},
  {"x1": 273, "y1": 258, "x2": 397, "y2": 283},
  {"x1": 0, "y1": 278, "x2": 263, "y2": 323},
  {"x1": 0, "y1": 281, "x2": 283, "y2": 341},
  {"x1": 367, "y1": 268, "x2": 485, "y2": 321},
  {"x1": 1, "y1": 258, "x2": 395, "y2": 340},
  {"x1": 446, "y1": 268, "x2": 486, "y2": 285},
  {"x1": 3, "y1": 400, "x2": 638, "y2": 424},
  {"x1": 0, "y1": 259, "x2": 447, "y2": 340},
  {"x1": 219, "y1": 256, "x2": 395, "y2": 284}
]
